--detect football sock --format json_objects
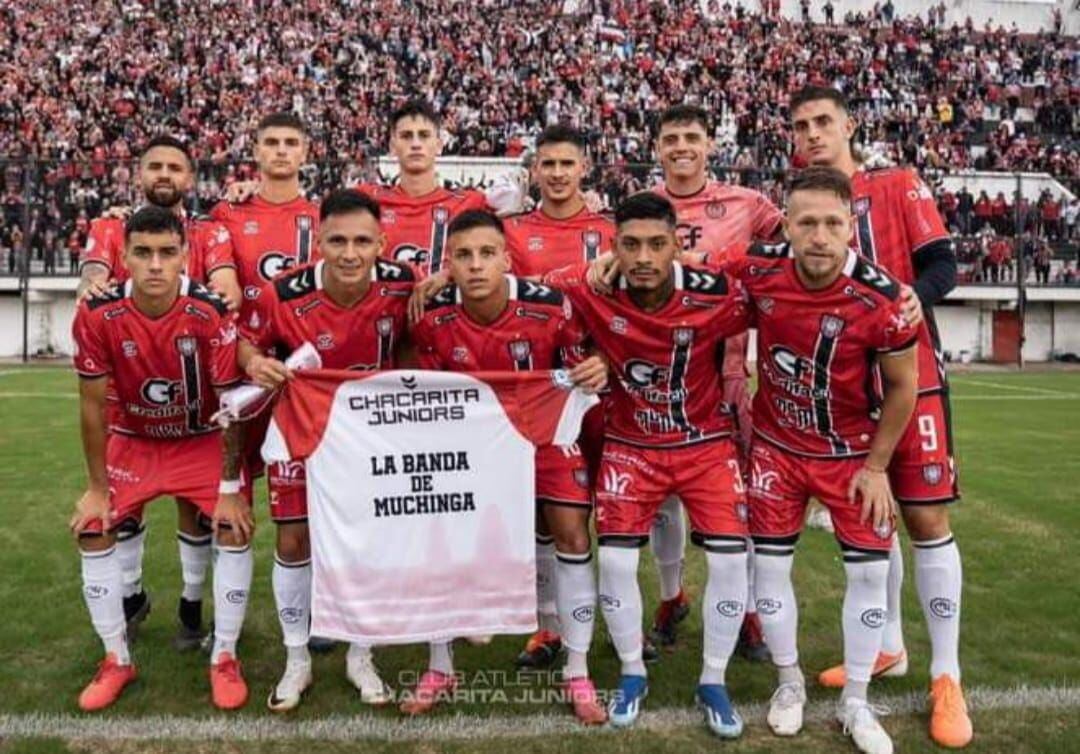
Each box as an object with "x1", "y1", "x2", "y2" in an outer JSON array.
[
  {"x1": 211, "y1": 540, "x2": 253, "y2": 664},
  {"x1": 700, "y1": 548, "x2": 748, "y2": 685},
  {"x1": 598, "y1": 545, "x2": 646, "y2": 676},
  {"x1": 650, "y1": 496, "x2": 685, "y2": 601},
  {"x1": 81, "y1": 546, "x2": 130, "y2": 665},
  {"x1": 882, "y1": 536, "x2": 905, "y2": 654},
  {"x1": 842, "y1": 557, "x2": 889, "y2": 688},
  {"x1": 752, "y1": 545, "x2": 798, "y2": 667},
  {"x1": 535, "y1": 535, "x2": 559, "y2": 634},
  {"x1": 115, "y1": 523, "x2": 146, "y2": 599},
  {"x1": 555, "y1": 549, "x2": 596, "y2": 678},
  {"x1": 178, "y1": 530, "x2": 212, "y2": 602},
  {"x1": 914, "y1": 534, "x2": 962, "y2": 679},
  {"x1": 272, "y1": 554, "x2": 312, "y2": 649},
  {"x1": 745, "y1": 537, "x2": 758, "y2": 618},
  {"x1": 429, "y1": 641, "x2": 454, "y2": 675}
]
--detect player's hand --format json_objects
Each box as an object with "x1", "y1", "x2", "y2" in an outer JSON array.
[
  {"x1": 246, "y1": 354, "x2": 292, "y2": 390},
  {"x1": 568, "y1": 355, "x2": 608, "y2": 394},
  {"x1": 224, "y1": 180, "x2": 260, "y2": 204},
  {"x1": 408, "y1": 271, "x2": 451, "y2": 324},
  {"x1": 212, "y1": 492, "x2": 254, "y2": 544},
  {"x1": 899, "y1": 285, "x2": 924, "y2": 328},
  {"x1": 78, "y1": 277, "x2": 118, "y2": 302},
  {"x1": 586, "y1": 252, "x2": 619, "y2": 296},
  {"x1": 102, "y1": 205, "x2": 133, "y2": 220},
  {"x1": 848, "y1": 466, "x2": 897, "y2": 531},
  {"x1": 69, "y1": 487, "x2": 110, "y2": 536},
  {"x1": 207, "y1": 280, "x2": 241, "y2": 312},
  {"x1": 679, "y1": 250, "x2": 709, "y2": 266}
]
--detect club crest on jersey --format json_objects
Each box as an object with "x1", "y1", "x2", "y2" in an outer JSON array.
[
  {"x1": 243, "y1": 220, "x2": 259, "y2": 235},
  {"x1": 509, "y1": 340, "x2": 531, "y2": 361},
  {"x1": 528, "y1": 236, "x2": 544, "y2": 251},
  {"x1": 610, "y1": 316, "x2": 627, "y2": 334},
  {"x1": 673, "y1": 327, "x2": 694, "y2": 346},
  {"x1": 706, "y1": 201, "x2": 726, "y2": 219},
  {"x1": 452, "y1": 346, "x2": 470, "y2": 363},
  {"x1": 820, "y1": 315, "x2": 845, "y2": 338},
  {"x1": 376, "y1": 317, "x2": 394, "y2": 336},
  {"x1": 922, "y1": 463, "x2": 943, "y2": 485},
  {"x1": 122, "y1": 340, "x2": 138, "y2": 358},
  {"x1": 433, "y1": 207, "x2": 450, "y2": 223},
  {"x1": 383, "y1": 209, "x2": 396, "y2": 225},
  {"x1": 853, "y1": 197, "x2": 871, "y2": 216},
  {"x1": 176, "y1": 336, "x2": 197, "y2": 356},
  {"x1": 316, "y1": 333, "x2": 335, "y2": 350}
]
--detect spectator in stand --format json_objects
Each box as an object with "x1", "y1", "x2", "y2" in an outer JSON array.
[
  {"x1": 1039, "y1": 191, "x2": 1062, "y2": 240},
  {"x1": 991, "y1": 191, "x2": 1010, "y2": 234},
  {"x1": 956, "y1": 186, "x2": 974, "y2": 235},
  {"x1": 1065, "y1": 198, "x2": 1080, "y2": 241},
  {"x1": 1035, "y1": 239, "x2": 1053, "y2": 285},
  {"x1": 974, "y1": 191, "x2": 993, "y2": 233}
]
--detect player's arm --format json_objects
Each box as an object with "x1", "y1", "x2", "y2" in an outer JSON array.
[
  {"x1": 212, "y1": 403, "x2": 253, "y2": 543},
  {"x1": 207, "y1": 266, "x2": 241, "y2": 312},
  {"x1": 76, "y1": 261, "x2": 113, "y2": 300},
  {"x1": 911, "y1": 239, "x2": 957, "y2": 309},
  {"x1": 849, "y1": 345, "x2": 917, "y2": 530},
  {"x1": 239, "y1": 338, "x2": 291, "y2": 389},
  {"x1": 69, "y1": 376, "x2": 111, "y2": 535},
  {"x1": 407, "y1": 270, "x2": 451, "y2": 324},
  {"x1": 901, "y1": 170, "x2": 956, "y2": 323}
]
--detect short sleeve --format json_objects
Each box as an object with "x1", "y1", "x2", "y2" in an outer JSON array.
[
  {"x1": 72, "y1": 306, "x2": 110, "y2": 378},
  {"x1": 753, "y1": 196, "x2": 784, "y2": 242},
  {"x1": 210, "y1": 315, "x2": 241, "y2": 387},
  {"x1": 873, "y1": 298, "x2": 919, "y2": 354},
  {"x1": 82, "y1": 219, "x2": 119, "y2": 273},
  {"x1": 203, "y1": 222, "x2": 236, "y2": 274},
  {"x1": 899, "y1": 169, "x2": 950, "y2": 253},
  {"x1": 410, "y1": 316, "x2": 446, "y2": 370}
]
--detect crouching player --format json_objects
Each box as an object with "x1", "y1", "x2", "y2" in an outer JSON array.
[
  {"x1": 69, "y1": 206, "x2": 253, "y2": 711},
  {"x1": 733, "y1": 168, "x2": 918, "y2": 754},
  {"x1": 409, "y1": 210, "x2": 609, "y2": 723}
]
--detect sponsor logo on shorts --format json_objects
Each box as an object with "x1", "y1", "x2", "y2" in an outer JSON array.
[
  {"x1": 602, "y1": 468, "x2": 632, "y2": 496},
  {"x1": 860, "y1": 608, "x2": 886, "y2": 629},
  {"x1": 226, "y1": 589, "x2": 248, "y2": 605},
  {"x1": 716, "y1": 600, "x2": 743, "y2": 618},
  {"x1": 572, "y1": 606, "x2": 594, "y2": 623},
  {"x1": 279, "y1": 607, "x2": 304, "y2": 624},
  {"x1": 929, "y1": 597, "x2": 957, "y2": 619},
  {"x1": 573, "y1": 468, "x2": 590, "y2": 489},
  {"x1": 923, "y1": 464, "x2": 943, "y2": 485},
  {"x1": 756, "y1": 598, "x2": 781, "y2": 615},
  {"x1": 598, "y1": 594, "x2": 621, "y2": 612}
]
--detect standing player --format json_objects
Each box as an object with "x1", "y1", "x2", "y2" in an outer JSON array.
[
  {"x1": 238, "y1": 190, "x2": 414, "y2": 712},
  {"x1": 648, "y1": 104, "x2": 783, "y2": 660},
  {"x1": 789, "y1": 86, "x2": 970, "y2": 748},
  {"x1": 546, "y1": 193, "x2": 752, "y2": 738},
  {"x1": 77, "y1": 135, "x2": 241, "y2": 651},
  {"x1": 411, "y1": 210, "x2": 608, "y2": 724},
  {"x1": 69, "y1": 207, "x2": 253, "y2": 711},
  {"x1": 735, "y1": 168, "x2": 917, "y2": 754}
]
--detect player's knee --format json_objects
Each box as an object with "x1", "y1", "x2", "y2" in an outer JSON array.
[
  {"x1": 215, "y1": 527, "x2": 248, "y2": 549},
  {"x1": 78, "y1": 530, "x2": 116, "y2": 553},
  {"x1": 552, "y1": 528, "x2": 590, "y2": 556},
  {"x1": 175, "y1": 498, "x2": 207, "y2": 534},
  {"x1": 901, "y1": 505, "x2": 951, "y2": 541},
  {"x1": 275, "y1": 523, "x2": 311, "y2": 562}
]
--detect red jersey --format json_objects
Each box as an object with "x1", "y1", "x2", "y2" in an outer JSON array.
[
  {"x1": 851, "y1": 166, "x2": 952, "y2": 393},
  {"x1": 210, "y1": 194, "x2": 320, "y2": 326},
  {"x1": 411, "y1": 275, "x2": 587, "y2": 372},
  {"x1": 732, "y1": 244, "x2": 917, "y2": 458},
  {"x1": 241, "y1": 259, "x2": 414, "y2": 371},
  {"x1": 503, "y1": 208, "x2": 615, "y2": 278},
  {"x1": 357, "y1": 184, "x2": 487, "y2": 276},
  {"x1": 81, "y1": 212, "x2": 235, "y2": 285},
  {"x1": 72, "y1": 277, "x2": 240, "y2": 439},
  {"x1": 547, "y1": 262, "x2": 751, "y2": 448}
]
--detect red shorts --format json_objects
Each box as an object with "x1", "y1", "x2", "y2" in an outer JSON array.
[
  {"x1": 723, "y1": 374, "x2": 752, "y2": 471},
  {"x1": 890, "y1": 392, "x2": 960, "y2": 505},
  {"x1": 748, "y1": 441, "x2": 895, "y2": 553},
  {"x1": 244, "y1": 410, "x2": 272, "y2": 481},
  {"x1": 578, "y1": 402, "x2": 606, "y2": 479},
  {"x1": 595, "y1": 440, "x2": 748, "y2": 545},
  {"x1": 537, "y1": 443, "x2": 591, "y2": 508},
  {"x1": 268, "y1": 460, "x2": 308, "y2": 523},
  {"x1": 85, "y1": 432, "x2": 223, "y2": 534}
]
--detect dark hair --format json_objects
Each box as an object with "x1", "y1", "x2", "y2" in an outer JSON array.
[
  {"x1": 389, "y1": 99, "x2": 440, "y2": 132},
  {"x1": 320, "y1": 189, "x2": 381, "y2": 223},
  {"x1": 615, "y1": 192, "x2": 678, "y2": 229},
  {"x1": 125, "y1": 205, "x2": 185, "y2": 242},
  {"x1": 788, "y1": 166, "x2": 852, "y2": 203},
  {"x1": 256, "y1": 111, "x2": 307, "y2": 136},
  {"x1": 141, "y1": 135, "x2": 193, "y2": 169},
  {"x1": 536, "y1": 125, "x2": 587, "y2": 152},
  {"x1": 790, "y1": 86, "x2": 849, "y2": 114},
  {"x1": 447, "y1": 209, "x2": 504, "y2": 238},
  {"x1": 659, "y1": 104, "x2": 710, "y2": 133}
]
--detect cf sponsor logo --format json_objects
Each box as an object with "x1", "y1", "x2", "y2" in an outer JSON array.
[
  {"x1": 602, "y1": 468, "x2": 632, "y2": 496},
  {"x1": 141, "y1": 378, "x2": 182, "y2": 405},
  {"x1": 769, "y1": 346, "x2": 812, "y2": 380},
  {"x1": 258, "y1": 251, "x2": 296, "y2": 281},
  {"x1": 860, "y1": 608, "x2": 886, "y2": 629},
  {"x1": 599, "y1": 594, "x2": 621, "y2": 612},
  {"x1": 572, "y1": 606, "x2": 594, "y2": 623},
  {"x1": 623, "y1": 359, "x2": 668, "y2": 388},
  {"x1": 716, "y1": 600, "x2": 743, "y2": 618},
  {"x1": 756, "y1": 598, "x2": 782, "y2": 615},
  {"x1": 392, "y1": 244, "x2": 430, "y2": 265},
  {"x1": 676, "y1": 223, "x2": 703, "y2": 250},
  {"x1": 279, "y1": 607, "x2": 304, "y2": 624},
  {"x1": 226, "y1": 589, "x2": 248, "y2": 605},
  {"x1": 929, "y1": 598, "x2": 957, "y2": 619}
]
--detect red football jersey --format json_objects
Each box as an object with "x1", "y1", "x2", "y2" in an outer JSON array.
[
  {"x1": 81, "y1": 212, "x2": 235, "y2": 285},
  {"x1": 357, "y1": 184, "x2": 487, "y2": 276},
  {"x1": 411, "y1": 275, "x2": 587, "y2": 372},
  {"x1": 731, "y1": 244, "x2": 918, "y2": 458},
  {"x1": 210, "y1": 194, "x2": 320, "y2": 325},
  {"x1": 241, "y1": 258, "x2": 414, "y2": 371},
  {"x1": 72, "y1": 277, "x2": 240, "y2": 439},
  {"x1": 547, "y1": 263, "x2": 751, "y2": 448},
  {"x1": 503, "y1": 208, "x2": 615, "y2": 278},
  {"x1": 851, "y1": 167, "x2": 951, "y2": 393}
]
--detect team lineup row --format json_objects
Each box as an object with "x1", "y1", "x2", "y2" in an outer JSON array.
[{"x1": 68, "y1": 91, "x2": 969, "y2": 753}]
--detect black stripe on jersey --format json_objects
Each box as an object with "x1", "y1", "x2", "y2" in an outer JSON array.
[
  {"x1": 583, "y1": 230, "x2": 601, "y2": 262},
  {"x1": 177, "y1": 337, "x2": 204, "y2": 433},
  {"x1": 429, "y1": 208, "x2": 450, "y2": 274},
  {"x1": 856, "y1": 205, "x2": 876, "y2": 263},
  {"x1": 924, "y1": 307, "x2": 949, "y2": 390},
  {"x1": 296, "y1": 216, "x2": 314, "y2": 264},
  {"x1": 374, "y1": 317, "x2": 394, "y2": 369},
  {"x1": 668, "y1": 328, "x2": 701, "y2": 442},
  {"x1": 187, "y1": 281, "x2": 230, "y2": 315},
  {"x1": 811, "y1": 316, "x2": 850, "y2": 455}
]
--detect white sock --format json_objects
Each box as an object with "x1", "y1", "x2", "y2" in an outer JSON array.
[
  {"x1": 752, "y1": 537, "x2": 798, "y2": 668},
  {"x1": 883, "y1": 536, "x2": 905, "y2": 654},
  {"x1": 115, "y1": 523, "x2": 146, "y2": 599},
  {"x1": 273, "y1": 554, "x2": 312, "y2": 650},
  {"x1": 535, "y1": 535, "x2": 560, "y2": 634},
  {"x1": 650, "y1": 496, "x2": 685, "y2": 601},
  {"x1": 429, "y1": 641, "x2": 454, "y2": 675},
  {"x1": 745, "y1": 537, "x2": 758, "y2": 617},
  {"x1": 598, "y1": 545, "x2": 646, "y2": 676},
  {"x1": 211, "y1": 541, "x2": 253, "y2": 664},
  {"x1": 914, "y1": 534, "x2": 962, "y2": 680},
  {"x1": 81, "y1": 547, "x2": 130, "y2": 664},
  {"x1": 700, "y1": 544, "x2": 748, "y2": 685},
  {"x1": 841, "y1": 555, "x2": 889, "y2": 688},
  {"x1": 178, "y1": 530, "x2": 212, "y2": 602},
  {"x1": 555, "y1": 549, "x2": 596, "y2": 679}
]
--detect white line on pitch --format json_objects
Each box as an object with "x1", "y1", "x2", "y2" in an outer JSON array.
[
  {"x1": 0, "y1": 685, "x2": 1076, "y2": 742},
  {"x1": 952, "y1": 378, "x2": 1079, "y2": 396},
  {"x1": 952, "y1": 394, "x2": 1080, "y2": 401}
]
